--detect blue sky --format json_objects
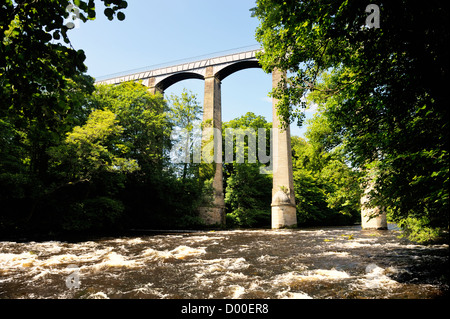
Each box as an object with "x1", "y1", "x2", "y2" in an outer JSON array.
[{"x1": 68, "y1": 0, "x2": 312, "y2": 137}]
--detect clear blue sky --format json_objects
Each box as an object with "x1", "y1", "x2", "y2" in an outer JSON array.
[{"x1": 68, "y1": 0, "x2": 312, "y2": 137}]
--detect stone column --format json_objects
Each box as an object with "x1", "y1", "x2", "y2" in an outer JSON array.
[
  {"x1": 361, "y1": 168, "x2": 387, "y2": 230},
  {"x1": 271, "y1": 69, "x2": 297, "y2": 229},
  {"x1": 147, "y1": 77, "x2": 163, "y2": 95},
  {"x1": 198, "y1": 66, "x2": 225, "y2": 226}
]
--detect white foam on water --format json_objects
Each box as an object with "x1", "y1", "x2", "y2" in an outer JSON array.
[
  {"x1": 230, "y1": 285, "x2": 246, "y2": 299},
  {"x1": 28, "y1": 241, "x2": 64, "y2": 255},
  {"x1": 31, "y1": 268, "x2": 52, "y2": 281},
  {"x1": 128, "y1": 282, "x2": 154, "y2": 294},
  {"x1": 87, "y1": 291, "x2": 109, "y2": 299},
  {"x1": 237, "y1": 244, "x2": 251, "y2": 252},
  {"x1": 0, "y1": 245, "x2": 116, "y2": 274},
  {"x1": 365, "y1": 263, "x2": 384, "y2": 274},
  {"x1": 0, "y1": 250, "x2": 86, "y2": 282},
  {"x1": 217, "y1": 271, "x2": 248, "y2": 285},
  {"x1": 42, "y1": 254, "x2": 80, "y2": 266},
  {"x1": 141, "y1": 248, "x2": 172, "y2": 260},
  {"x1": 1, "y1": 230, "x2": 446, "y2": 299},
  {"x1": 73, "y1": 241, "x2": 98, "y2": 249},
  {"x1": 318, "y1": 251, "x2": 351, "y2": 258},
  {"x1": 219, "y1": 285, "x2": 246, "y2": 299},
  {"x1": 311, "y1": 269, "x2": 351, "y2": 279},
  {"x1": 276, "y1": 289, "x2": 313, "y2": 299},
  {"x1": 364, "y1": 263, "x2": 398, "y2": 289},
  {"x1": 257, "y1": 254, "x2": 277, "y2": 262},
  {"x1": 272, "y1": 271, "x2": 302, "y2": 286},
  {"x1": 126, "y1": 238, "x2": 146, "y2": 245},
  {"x1": 273, "y1": 268, "x2": 351, "y2": 287},
  {"x1": 119, "y1": 283, "x2": 169, "y2": 298},
  {"x1": 170, "y1": 246, "x2": 207, "y2": 259},
  {"x1": 92, "y1": 252, "x2": 139, "y2": 271},
  {"x1": 203, "y1": 257, "x2": 250, "y2": 273},
  {"x1": 186, "y1": 235, "x2": 225, "y2": 243},
  {"x1": 340, "y1": 241, "x2": 381, "y2": 249},
  {"x1": 382, "y1": 242, "x2": 449, "y2": 250},
  {"x1": 309, "y1": 230, "x2": 327, "y2": 236},
  {"x1": 0, "y1": 252, "x2": 38, "y2": 270},
  {"x1": 350, "y1": 263, "x2": 399, "y2": 291},
  {"x1": 141, "y1": 245, "x2": 206, "y2": 261},
  {"x1": 193, "y1": 272, "x2": 214, "y2": 289},
  {"x1": 269, "y1": 230, "x2": 295, "y2": 236}
]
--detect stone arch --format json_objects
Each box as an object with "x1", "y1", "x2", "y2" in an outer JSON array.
[
  {"x1": 214, "y1": 60, "x2": 262, "y2": 81},
  {"x1": 156, "y1": 72, "x2": 205, "y2": 92}
]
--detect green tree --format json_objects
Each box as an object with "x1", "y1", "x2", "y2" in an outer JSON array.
[
  {"x1": 223, "y1": 112, "x2": 272, "y2": 228},
  {"x1": 167, "y1": 89, "x2": 203, "y2": 180},
  {"x1": 291, "y1": 134, "x2": 361, "y2": 226},
  {"x1": 1, "y1": 0, "x2": 128, "y2": 177},
  {"x1": 49, "y1": 108, "x2": 139, "y2": 181},
  {"x1": 91, "y1": 82, "x2": 171, "y2": 173},
  {"x1": 45, "y1": 104, "x2": 141, "y2": 233},
  {"x1": 0, "y1": 76, "x2": 96, "y2": 234},
  {"x1": 253, "y1": 0, "x2": 449, "y2": 240},
  {"x1": 1, "y1": 0, "x2": 127, "y2": 105},
  {"x1": 1, "y1": 0, "x2": 129, "y2": 235},
  {"x1": 89, "y1": 83, "x2": 206, "y2": 230},
  {"x1": 304, "y1": 105, "x2": 362, "y2": 220}
]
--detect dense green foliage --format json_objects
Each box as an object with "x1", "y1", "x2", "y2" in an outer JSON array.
[
  {"x1": 222, "y1": 110, "x2": 360, "y2": 228},
  {"x1": 222, "y1": 113, "x2": 272, "y2": 228},
  {"x1": 254, "y1": 0, "x2": 449, "y2": 241},
  {"x1": 84, "y1": 83, "x2": 206, "y2": 231},
  {"x1": 292, "y1": 112, "x2": 362, "y2": 226},
  {"x1": 0, "y1": 1, "x2": 209, "y2": 237},
  {"x1": 0, "y1": 79, "x2": 208, "y2": 236},
  {"x1": 167, "y1": 89, "x2": 203, "y2": 180},
  {"x1": 1, "y1": 0, "x2": 131, "y2": 236},
  {"x1": 1, "y1": 0, "x2": 127, "y2": 118}
]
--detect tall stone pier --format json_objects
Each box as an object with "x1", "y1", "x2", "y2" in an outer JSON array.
[
  {"x1": 198, "y1": 66, "x2": 226, "y2": 226},
  {"x1": 360, "y1": 169, "x2": 387, "y2": 230},
  {"x1": 271, "y1": 70, "x2": 297, "y2": 229},
  {"x1": 198, "y1": 68, "x2": 298, "y2": 228}
]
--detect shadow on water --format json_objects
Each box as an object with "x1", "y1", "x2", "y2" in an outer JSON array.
[{"x1": 0, "y1": 224, "x2": 448, "y2": 299}]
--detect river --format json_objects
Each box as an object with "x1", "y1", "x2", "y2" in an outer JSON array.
[{"x1": 0, "y1": 225, "x2": 448, "y2": 299}]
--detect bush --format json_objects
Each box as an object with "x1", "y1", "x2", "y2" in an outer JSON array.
[
  {"x1": 61, "y1": 197, "x2": 125, "y2": 232},
  {"x1": 397, "y1": 217, "x2": 448, "y2": 244},
  {"x1": 119, "y1": 171, "x2": 207, "y2": 230},
  {"x1": 226, "y1": 208, "x2": 270, "y2": 228},
  {"x1": 224, "y1": 163, "x2": 272, "y2": 228}
]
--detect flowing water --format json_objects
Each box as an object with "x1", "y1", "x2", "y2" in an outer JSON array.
[{"x1": 0, "y1": 225, "x2": 448, "y2": 299}]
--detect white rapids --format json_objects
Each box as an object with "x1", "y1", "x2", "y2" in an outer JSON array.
[{"x1": 0, "y1": 226, "x2": 448, "y2": 299}]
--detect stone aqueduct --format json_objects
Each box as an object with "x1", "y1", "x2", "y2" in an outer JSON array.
[
  {"x1": 96, "y1": 48, "x2": 297, "y2": 229},
  {"x1": 95, "y1": 47, "x2": 387, "y2": 230}
]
